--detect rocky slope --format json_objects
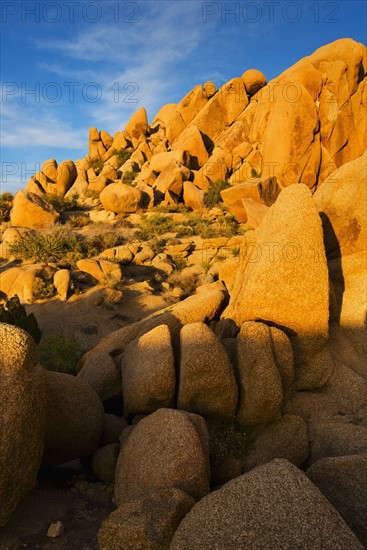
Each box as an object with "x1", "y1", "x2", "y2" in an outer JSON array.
[{"x1": 0, "y1": 38, "x2": 366, "y2": 549}]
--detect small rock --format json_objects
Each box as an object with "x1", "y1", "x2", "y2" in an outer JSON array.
[{"x1": 47, "y1": 521, "x2": 64, "y2": 538}]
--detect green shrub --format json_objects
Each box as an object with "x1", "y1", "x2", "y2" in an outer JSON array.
[
  {"x1": 87, "y1": 157, "x2": 104, "y2": 173},
  {"x1": 0, "y1": 295, "x2": 42, "y2": 343},
  {"x1": 0, "y1": 192, "x2": 13, "y2": 223},
  {"x1": 45, "y1": 193, "x2": 81, "y2": 213},
  {"x1": 68, "y1": 215, "x2": 91, "y2": 228},
  {"x1": 38, "y1": 334, "x2": 82, "y2": 374},
  {"x1": 136, "y1": 214, "x2": 177, "y2": 240},
  {"x1": 113, "y1": 147, "x2": 132, "y2": 166},
  {"x1": 167, "y1": 271, "x2": 201, "y2": 299},
  {"x1": 171, "y1": 255, "x2": 187, "y2": 272},
  {"x1": 122, "y1": 171, "x2": 136, "y2": 185},
  {"x1": 148, "y1": 237, "x2": 166, "y2": 255},
  {"x1": 204, "y1": 179, "x2": 230, "y2": 208},
  {"x1": 85, "y1": 231, "x2": 124, "y2": 256},
  {"x1": 9, "y1": 228, "x2": 84, "y2": 263},
  {"x1": 32, "y1": 276, "x2": 55, "y2": 300}
]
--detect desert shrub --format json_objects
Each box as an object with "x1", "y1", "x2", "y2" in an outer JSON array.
[
  {"x1": 45, "y1": 193, "x2": 81, "y2": 213},
  {"x1": 187, "y1": 216, "x2": 217, "y2": 238},
  {"x1": 38, "y1": 333, "x2": 82, "y2": 374},
  {"x1": 87, "y1": 157, "x2": 104, "y2": 173},
  {"x1": 232, "y1": 246, "x2": 240, "y2": 257},
  {"x1": 0, "y1": 192, "x2": 13, "y2": 223},
  {"x1": 201, "y1": 260, "x2": 212, "y2": 274},
  {"x1": 115, "y1": 215, "x2": 133, "y2": 228},
  {"x1": 68, "y1": 215, "x2": 91, "y2": 228},
  {"x1": 148, "y1": 237, "x2": 166, "y2": 255},
  {"x1": 171, "y1": 255, "x2": 187, "y2": 272},
  {"x1": 215, "y1": 214, "x2": 239, "y2": 237},
  {"x1": 9, "y1": 228, "x2": 84, "y2": 263},
  {"x1": 167, "y1": 271, "x2": 201, "y2": 299},
  {"x1": 32, "y1": 276, "x2": 55, "y2": 300},
  {"x1": 204, "y1": 179, "x2": 230, "y2": 208},
  {"x1": 85, "y1": 231, "x2": 124, "y2": 256},
  {"x1": 113, "y1": 147, "x2": 132, "y2": 166},
  {"x1": 136, "y1": 214, "x2": 177, "y2": 240},
  {"x1": 122, "y1": 171, "x2": 136, "y2": 185},
  {"x1": 0, "y1": 295, "x2": 42, "y2": 343}
]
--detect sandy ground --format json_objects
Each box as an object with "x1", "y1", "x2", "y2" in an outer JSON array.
[
  {"x1": 26, "y1": 270, "x2": 168, "y2": 352},
  {"x1": 0, "y1": 462, "x2": 114, "y2": 550}
]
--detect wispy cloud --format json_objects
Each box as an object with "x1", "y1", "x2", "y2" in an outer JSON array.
[
  {"x1": 1, "y1": 102, "x2": 86, "y2": 149},
  {"x1": 34, "y1": 2, "x2": 207, "y2": 129}
]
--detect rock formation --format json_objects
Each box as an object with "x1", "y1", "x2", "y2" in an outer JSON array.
[
  {"x1": 0, "y1": 324, "x2": 46, "y2": 527},
  {"x1": 0, "y1": 38, "x2": 366, "y2": 548}
]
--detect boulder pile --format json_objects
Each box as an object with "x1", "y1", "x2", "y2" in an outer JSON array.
[
  {"x1": 6, "y1": 38, "x2": 366, "y2": 228},
  {"x1": 0, "y1": 38, "x2": 366, "y2": 548}
]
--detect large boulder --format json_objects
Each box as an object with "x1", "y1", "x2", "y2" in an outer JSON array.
[
  {"x1": 241, "y1": 69, "x2": 267, "y2": 96},
  {"x1": 0, "y1": 324, "x2": 46, "y2": 527},
  {"x1": 115, "y1": 408, "x2": 210, "y2": 504},
  {"x1": 125, "y1": 107, "x2": 148, "y2": 146},
  {"x1": 314, "y1": 152, "x2": 367, "y2": 370},
  {"x1": 175, "y1": 85, "x2": 208, "y2": 126},
  {"x1": 121, "y1": 325, "x2": 176, "y2": 416},
  {"x1": 304, "y1": 38, "x2": 366, "y2": 167},
  {"x1": 0, "y1": 265, "x2": 40, "y2": 303},
  {"x1": 100, "y1": 183, "x2": 144, "y2": 214},
  {"x1": 172, "y1": 125, "x2": 209, "y2": 170},
  {"x1": 149, "y1": 150, "x2": 189, "y2": 172},
  {"x1": 220, "y1": 176, "x2": 280, "y2": 222},
  {"x1": 76, "y1": 258, "x2": 122, "y2": 285},
  {"x1": 177, "y1": 322, "x2": 238, "y2": 419},
  {"x1": 43, "y1": 371, "x2": 104, "y2": 466},
  {"x1": 10, "y1": 191, "x2": 59, "y2": 229},
  {"x1": 77, "y1": 350, "x2": 121, "y2": 401},
  {"x1": 170, "y1": 459, "x2": 363, "y2": 549},
  {"x1": 307, "y1": 455, "x2": 367, "y2": 547},
  {"x1": 154, "y1": 160, "x2": 189, "y2": 197},
  {"x1": 308, "y1": 421, "x2": 367, "y2": 465},
  {"x1": 98, "y1": 488, "x2": 194, "y2": 550},
  {"x1": 242, "y1": 414, "x2": 309, "y2": 472},
  {"x1": 223, "y1": 185, "x2": 330, "y2": 389},
  {"x1": 190, "y1": 78, "x2": 248, "y2": 145},
  {"x1": 235, "y1": 322, "x2": 293, "y2": 426},
  {"x1": 55, "y1": 160, "x2": 77, "y2": 196},
  {"x1": 183, "y1": 181, "x2": 205, "y2": 210},
  {"x1": 258, "y1": 81, "x2": 321, "y2": 188}
]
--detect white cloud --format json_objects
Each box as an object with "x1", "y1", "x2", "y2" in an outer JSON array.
[
  {"x1": 34, "y1": 1, "x2": 207, "y2": 130},
  {"x1": 1, "y1": 102, "x2": 86, "y2": 149}
]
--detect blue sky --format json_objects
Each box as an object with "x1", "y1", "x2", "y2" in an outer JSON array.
[{"x1": 1, "y1": 0, "x2": 366, "y2": 193}]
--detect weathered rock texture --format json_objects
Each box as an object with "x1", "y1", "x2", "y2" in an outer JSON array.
[
  {"x1": 235, "y1": 321, "x2": 294, "y2": 426},
  {"x1": 223, "y1": 184, "x2": 330, "y2": 389},
  {"x1": 99, "y1": 488, "x2": 194, "y2": 550},
  {"x1": 170, "y1": 459, "x2": 364, "y2": 549},
  {"x1": 314, "y1": 151, "x2": 367, "y2": 378},
  {"x1": 307, "y1": 455, "x2": 367, "y2": 547},
  {"x1": 115, "y1": 408, "x2": 210, "y2": 504},
  {"x1": 0, "y1": 324, "x2": 46, "y2": 527},
  {"x1": 121, "y1": 324, "x2": 176, "y2": 416},
  {"x1": 10, "y1": 191, "x2": 59, "y2": 229},
  {"x1": 43, "y1": 372, "x2": 104, "y2": 466},
  {"x1": 177, "y1": 322, "x2": 238, "y2": 419}
]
